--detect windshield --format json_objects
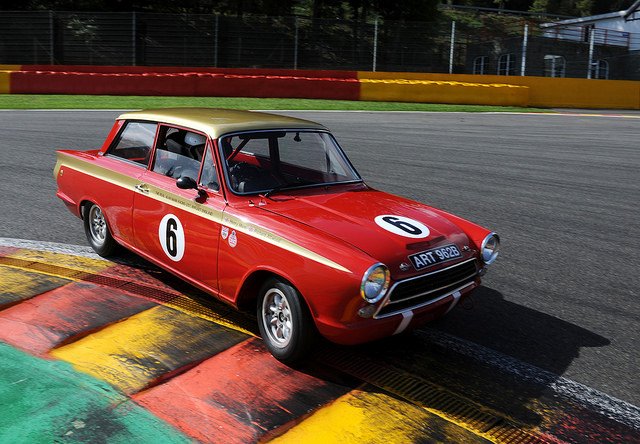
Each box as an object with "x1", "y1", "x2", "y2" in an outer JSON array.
[{"x1": 219, "y1": 130, "x2": 361, "y2": 195}]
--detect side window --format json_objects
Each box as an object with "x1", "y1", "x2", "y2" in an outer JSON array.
[
  {"x1": 152, "y1": 126, "x2": 206, "y2": 180},
  {"x1": 199, "y1": 146, "x2": 219, "y2": 191},
  {"x1": 107, "y1": 121, "x2": 157, "y2": 166}
]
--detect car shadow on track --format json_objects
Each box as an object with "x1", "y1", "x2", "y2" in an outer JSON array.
[
  {"x1": 434, "y1": 286, "x2": 610, "y2": 376},
  {"x1": 352, "y1": 286, "x2": 615, "y2": 439}
]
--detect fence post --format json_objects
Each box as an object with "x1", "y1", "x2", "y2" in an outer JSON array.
[
  {"x1": 449, "y1": 20, "x2": 456, "y2": 74},
  {"x1": 294, "y1": 17, "x2": 299, "y2": 70},
  {"x1": 214, "y1": 14, "x2": 219, "y2": 67},
  {"x1": 49, "y1": 10, "x2": 55, "y2": 64},
  {"x1": 521, "y1": 23, "x2": 528, "y2": 76},
  {"x1": 587, "y1": 30, "x2": 595, "y2": 79},
  {"x1": 132, "y1": 11, "x2": 136, "y2": 66},
  {"x1": 372, "y1": 18, "x2": 378, "y2": 72}
]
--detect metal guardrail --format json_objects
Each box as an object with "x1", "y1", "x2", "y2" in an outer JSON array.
[{"x1": 541, "y1": 25, "x2": 637, "y2": 48}]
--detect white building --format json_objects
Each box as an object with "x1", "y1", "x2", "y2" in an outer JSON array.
[{"x1": 541, "y1": 1, "x2": 640, "y2": 50}]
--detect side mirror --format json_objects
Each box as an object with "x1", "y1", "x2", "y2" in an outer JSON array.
[
  {"x1": 176, "y1": 176, "x2": 208, "y2": 200},
  {"x1": 176, "y1": 176, "x2": 198, "y2": 190}
]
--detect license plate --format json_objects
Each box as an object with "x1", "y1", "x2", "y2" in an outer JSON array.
[{"x1": 408, "y1": 244, "x2": 462, "y2": 270}]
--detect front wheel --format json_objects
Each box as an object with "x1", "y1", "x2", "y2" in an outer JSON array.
[
  {"x1": 257, "y1": 278, "x2": 317, "y2": 364},
  {"x1": 83, "y1": 202, "x2": 118, "y2": 257}
]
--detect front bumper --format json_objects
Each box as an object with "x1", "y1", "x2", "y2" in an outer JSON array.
[{"x1": 315, "y1": 281, "x2": 478, "y2": 345}]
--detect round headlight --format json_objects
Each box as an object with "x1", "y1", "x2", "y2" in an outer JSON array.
[
  {"x1": 360, "y1": 263, "x2": 390, "y2": 304},
  {"x1": 481, "y1": 233, "x2": 500, "y2": 265}
]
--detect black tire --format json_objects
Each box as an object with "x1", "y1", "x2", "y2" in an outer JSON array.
[
  {"x1": 257, "y1": 277, "x2": 318, "y2": 364},
  {"x1": 83, "y1": 202, "x2": 118, "y2": 257}
]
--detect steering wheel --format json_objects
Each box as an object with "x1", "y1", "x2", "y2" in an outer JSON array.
[{"x1": 229, "y1": 162, "x2": 261, "y2": 190}]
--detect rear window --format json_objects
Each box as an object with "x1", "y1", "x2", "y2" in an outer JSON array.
[{"x1": 107, "y1": 121, "x2": 157, "y2": 166}]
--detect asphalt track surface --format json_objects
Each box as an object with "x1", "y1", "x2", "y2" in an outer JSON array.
[{"x1": 0, "y1": 109, "x2": 638, "y2": 411}]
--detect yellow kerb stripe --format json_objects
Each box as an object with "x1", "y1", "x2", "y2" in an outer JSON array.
[
  {"x1": 162, "y1": 294, "x2": 257, "y2": 337},
  {"x1": 7, "y1": 249, "x2": 112, "y2": 274},
  {"x1": 0, "y1": 266, "x2": 66, "y2": 299},
  {"x1": 51, "y1": 306, "x2": 188, "y2": 394},
  {"x1": 272, "y1": 388, "x2": 488, "y2": 444}
]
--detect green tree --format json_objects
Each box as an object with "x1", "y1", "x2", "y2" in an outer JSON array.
[{"x1": 372, "y1": 0, "x2": 439, "y2": 21}]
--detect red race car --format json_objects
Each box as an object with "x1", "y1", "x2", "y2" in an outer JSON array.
[{"x1": 54, "y1": 108, "x2": 499, "y2": 363}]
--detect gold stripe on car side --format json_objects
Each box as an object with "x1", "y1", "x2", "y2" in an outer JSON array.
[
  {"x1": 54, "y1": 153, "x2": 352, "y2": 274},
  {"x1": 54, "y1": 152, "x2": 141, "y2": 190},
  {"x1": 220, "y1": 213, "x2": 352, "y2": 274},
  {"x1": 146, "y1": 185, "x2": 223, "y2": 223}
]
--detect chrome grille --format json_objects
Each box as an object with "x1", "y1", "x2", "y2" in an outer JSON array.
[{"x1": 375, "y1": 258, "x2": 478, "y2": 318}]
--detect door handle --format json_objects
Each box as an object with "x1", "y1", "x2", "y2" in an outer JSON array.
[{"x1": 135, "y1": 183, "x2": 150, "y2": 194}]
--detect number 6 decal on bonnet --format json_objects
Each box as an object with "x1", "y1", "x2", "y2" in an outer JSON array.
[
  {"x1": 159, "y1": 214, "x2": 185, "y2": 261},
  {"x1": 374, "y1": 215, "x2": 430, "y2": 239}
]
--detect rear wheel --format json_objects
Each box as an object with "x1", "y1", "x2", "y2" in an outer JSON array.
[
  {"x1": 83, "y1": 202, "x2": 117, "y2": 257},
  {"x1": 257, "y1": 278, "x2": 317, "y2": 364}
]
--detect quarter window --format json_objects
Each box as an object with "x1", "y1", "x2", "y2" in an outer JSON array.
[
  {"x1": 199, "y1": 146, "x2": 219, "y2": 191},
  {"x1": 107, "y1": 121, "x2": 157, "y2": 166}
]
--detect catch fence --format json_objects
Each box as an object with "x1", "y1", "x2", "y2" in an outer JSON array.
[{"x1": 0, "y1": 10, "x2": 638, "y2": 80}]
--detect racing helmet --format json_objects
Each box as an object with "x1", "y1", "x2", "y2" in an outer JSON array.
[{"x1": 184, "y1": 132, "x2": 206, "y2": 146}]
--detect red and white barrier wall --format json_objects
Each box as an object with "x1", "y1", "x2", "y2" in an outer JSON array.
[{"x1": 1, "y1": 64, "x2": 638, "y2": 109}]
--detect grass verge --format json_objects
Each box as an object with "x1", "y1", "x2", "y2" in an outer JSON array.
[{"x1": 0, "y1": 94, "x2": 550, "y2": 112}]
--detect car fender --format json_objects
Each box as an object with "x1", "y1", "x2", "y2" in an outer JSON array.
[
  {"x1": 217, "y1": 207, "x2": 374, "y2": 324},
  {"x1": 427, "y1": 207, "x2": 494, "y2": 250}
]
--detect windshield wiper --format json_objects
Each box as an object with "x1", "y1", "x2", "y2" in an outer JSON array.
[
  {"x1": 263, "y1": 183, "x2": 301, "y2": 198},
  {"x1": 263, "y1": 179, "x2": 365, "y2": 198}
]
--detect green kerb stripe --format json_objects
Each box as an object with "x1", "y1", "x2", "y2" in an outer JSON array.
[{"x1": 0, "y1": 342, "x2": 190, "y2": 443}]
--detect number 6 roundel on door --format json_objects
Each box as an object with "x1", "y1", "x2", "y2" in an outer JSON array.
[
  {"x1": 374, "y1": 215, "x2": 430, "y2": 239},
  {"x1": 159, "y1": 214, "x2": 185, "y2": 261}
]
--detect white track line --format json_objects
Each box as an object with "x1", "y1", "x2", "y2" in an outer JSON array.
[
  {"x1": 1, "y1": 236, "x2": 639, "y2": 430},
  {"x1": 418, "y1": 329, "x2": 640, "y2": 431},
  {"x1": 0, "y1": 237, "x2": 100, "y2": 259}
]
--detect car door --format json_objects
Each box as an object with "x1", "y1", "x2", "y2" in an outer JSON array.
[
  {"x1": 97, "y1": 120, "x2": 158, "y2": 246},
  {"x1": 132, "y1": 125, "x2": 225, "y2": 293}
]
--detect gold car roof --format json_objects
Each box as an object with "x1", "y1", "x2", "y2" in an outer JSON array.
[{"x1": 118, "y1": 108, "x2": 327, "y2": 138}]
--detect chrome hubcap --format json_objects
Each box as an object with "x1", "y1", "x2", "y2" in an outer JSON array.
[
  {"x1": 89, "y1": 205, "x2": 107, "y2": 246},
  {"x1": 262, "y1": 288, "x2": 292, "y2": 348}
]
